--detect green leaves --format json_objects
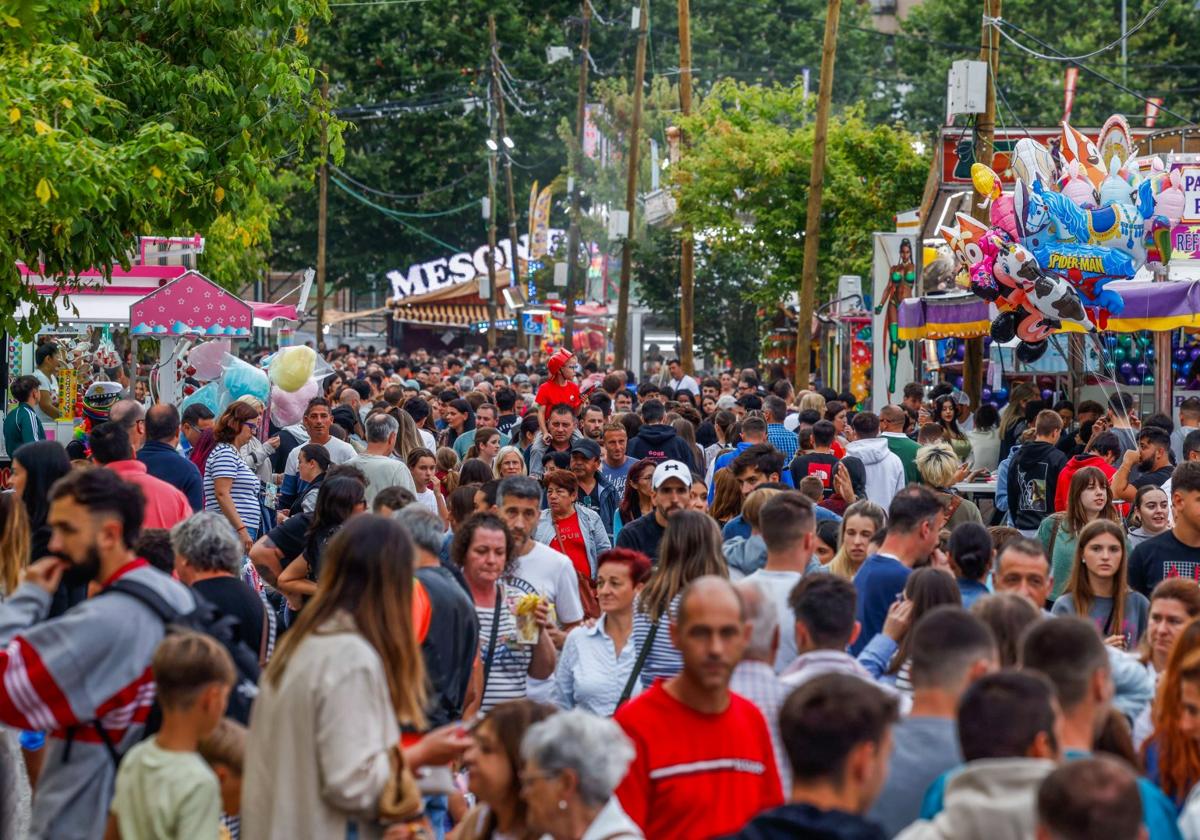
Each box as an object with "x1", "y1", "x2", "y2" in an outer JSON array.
[{"x1": 0, "y1": 0, "x2": 338, "y2": 336}]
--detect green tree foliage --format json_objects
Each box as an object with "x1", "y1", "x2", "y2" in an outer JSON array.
[
  {"x1": 672, "y1": 80, "x2": 928, "y2": 312},
  {"x1": 0, "y1": 0, "x2": 333, "y2": 336},
  {"x1": 898, "y1": 0, "x2": 1200, "y2": 134}
]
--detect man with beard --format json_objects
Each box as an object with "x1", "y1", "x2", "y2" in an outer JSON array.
[
  {"x1": 0, "y1": 468, "x2": 195, "y2": 839},
  {"x1": 1111, "y1": 425, "x2": 1174, "y2": 504},
  {"x1": 615, "y1": 460, "x2": 692, "y2": 559}
]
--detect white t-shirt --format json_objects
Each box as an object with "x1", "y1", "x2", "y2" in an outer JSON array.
[
  {"x1": 32, "y1": 369, "x2": 58, "y2": 423},
  {"x1": 283, "y1": 434, "x2": 357, "y2": 478},
  {"x1": 418, "y1": 428, "x2": 437, "y2": 452},
  {"x1": 744, "y1": 568, "x2": 804, "y2": 673},
  {"x1": 666, "y1": 374, "x2": 700, "y2": 396},
  {"x1": 506, "y1": 540, "x2": 585, "y2": 702},
  {"x1": 415, "y1": 487, "x2": 439, "y2": 517}
]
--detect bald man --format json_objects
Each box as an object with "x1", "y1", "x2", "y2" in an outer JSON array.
[
  {"x1": 108, "y1": 398, "x2": 147, "y2": 450},
  {"x1": 880, "y1": 404, "x2": 919, "y2": 484},
  {"x1": 615, "y1": 576, "x2": 783, "y2": 838}
]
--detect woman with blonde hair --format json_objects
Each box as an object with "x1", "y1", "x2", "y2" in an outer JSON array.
[
  {"x1": 389, "y1": 406, "x2": 423, "y2": 463},
  {"x1": 0, "y1": 491, "x2": 31, "y2": 598},
  {"x1": 798, "y1": 391, "x2": 826, "y2": 417},
  {"x1": 493, "y1": 445, "x2": 526, "y2": 479},
  {"x1": 825, "y1": 500, "x2": 886, "y2": 579},
  {"x1": 631, "y1": 511, "x2": 727, "y2": 690},
  {"x1": 243, "y1": 514, "x2": 436, "y2": 839},
  {"x1": 1052, "y1": 518, "x2": 1149, "y2": 648},
  {"x1": 915, "y1": 442, "x2": 981, "y2": 530}
]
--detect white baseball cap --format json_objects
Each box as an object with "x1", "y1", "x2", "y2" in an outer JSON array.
[{"x1": 652, "y1": 460, "x2": 691, "y2": 490}]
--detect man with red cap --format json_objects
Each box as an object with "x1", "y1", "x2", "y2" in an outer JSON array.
[{"x1": 535, "y1": 348, "x2": 583, "y2": 440}]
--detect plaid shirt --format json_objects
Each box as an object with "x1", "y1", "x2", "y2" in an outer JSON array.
[
  {"x1": 767, "y1": 424, "x2": 798, "y2": 462},
  {"x1": 730, "y1": 660, "x2": 789, "y2": 796}
]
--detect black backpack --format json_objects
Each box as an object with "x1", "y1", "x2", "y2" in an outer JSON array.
[{"x1": 66, "y1": 578, "x2": 262, "y2": 767}]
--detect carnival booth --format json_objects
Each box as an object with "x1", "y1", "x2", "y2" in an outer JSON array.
[{"x1": 902, "y1": 114, "x2": 1200, "y2": 415}]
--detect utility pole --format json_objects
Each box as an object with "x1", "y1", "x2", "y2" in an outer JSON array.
[
  {"x1": 794, "y1": 0, "x2": 841, "y2": 391},
  {"x1": 316, "y1": 66, "x2": 329, "y2": 352},
  {"x1": 612, "y1": 0, "x2": 649, "y2": 371},
  {"x1": 484, "y1": 22, "x2": 500, "y2": 351},
  {"x1": 564, "y1": 0, "x2": 592, "y2": 348},
  {"x1": 965, "y1": 0, "x2": 1000, "y2": 409},
  {"x1": 677, "y1": 0, "x2": 695, "y2": 375},
  {"x1": 491, "y1": 14, "x2": 522, "y2": 352}
]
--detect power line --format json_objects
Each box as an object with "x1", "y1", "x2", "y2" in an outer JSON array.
[
  {"x1": 330, "y1": 175, "x2": 465, "y2": 252},
  {"x1": 331, "y1": 165, "x2": 481, "y2": 200},
  {"x1": 329, "y1": 0, "x2": 435, "y2": 6},
  {"x1": 986, "y1": 0, "x2": 1171, "y2": 63},
  {"x1": 330, "y1": 166, "x2": 481, "y2": 212}
]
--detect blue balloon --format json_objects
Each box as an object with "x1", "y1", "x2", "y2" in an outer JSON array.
[
  {"x1": 994, "y1": 387, "x2": 1009, "y2": 403},
  {"x1": 1126, "y1": 375, "x2": 1142, "y2": 387},
  {"x1": 1178, "y1": 377, "x2": 1189, "y2": 387},
  {"x1": 1135, "y1": 362, "x2": 1149, "y2": 376},
  {"x1": 1176, "y1": 348, "x2": 1190, "y2": 363},
  {"x1": 1119, "y1": 362, "x2": 1134, "y2": 378}
]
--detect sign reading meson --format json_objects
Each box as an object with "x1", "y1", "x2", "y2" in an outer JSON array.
[{"x1": 388, "y1": 229, "x2": 566, "y2": 300}]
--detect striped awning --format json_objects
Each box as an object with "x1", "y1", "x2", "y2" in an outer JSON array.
[{"x1": 392, "y1": 301, "x2": 515, "y2": 328}]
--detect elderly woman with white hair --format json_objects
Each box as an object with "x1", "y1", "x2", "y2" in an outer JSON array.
[
  {"x1": 520, "y1": 710, "x2": 644, "y2": 840},
  {"x1": 915, "y1": 442, "x2": 982, "y2": 531},
  {"x1": 171, "y1": 511, "x2": 275, "y2": 663}
]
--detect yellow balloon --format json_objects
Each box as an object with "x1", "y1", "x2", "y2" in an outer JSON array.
[{"x1": 971, "y1": 163, "x2": 1002, "y2": 202}]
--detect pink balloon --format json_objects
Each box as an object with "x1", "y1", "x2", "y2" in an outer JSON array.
[
  {"x1": 188, "y1": 339, "x2": 231, "y2": 381},
  {"x1": 269, "y1": 379, "x2": 318, "y2": 427},
  {"x1": 990, "y1": 195, "x2": 1018, "y2": 241}
]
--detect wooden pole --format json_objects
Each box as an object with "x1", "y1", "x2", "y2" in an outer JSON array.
[
  {"x1": 794, "y1": 0, "x2": 842, "y2": 391},
  {"x1": 612, "y1": 0, "x2": 649, "y2": 371},
  {"x1": 965, "y1": 0, "x2": 1000, "y2": 409},
  {"x1": 677, "y1": 0, "x2": 696, "y2": 375},
  {"x1": 564, "y1": 0, "x2": 591, "y2": 351},
  {"x1": 316, "y1": 66, "x2": 329, "y2": 352},
  {"x1": 485, "y1": 15, "x2": 501, "y2": 350},
  {"x1": 493, "y1": 17, "x2": 522, "y2": 351}
]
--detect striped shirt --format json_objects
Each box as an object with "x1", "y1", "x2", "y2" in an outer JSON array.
[
  {"x1": 203, "y1": 444, "x2": 262, "y2": 533},
  {"x1": 476, "y1": 584, "x2": 533, "y2": 713},
  {"x1": 632, "y1": 593, "x2": 683, "y2": 689}
]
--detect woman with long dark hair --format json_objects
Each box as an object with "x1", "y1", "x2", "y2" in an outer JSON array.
[
  {"x1": 243, "y1": 515, "x2": 432, "y2": 839},
  {"x1": 1052, "y1": 519, "x2": 1149, "y2": 649},
  {"x1": 276, "y1": 476, "x2": 368, "y2": 609},
  {"x1": 615, "y1": 458, "x2": 656, "y2": 536},
  {"x1": 438, "y1": 398, "x2": 475, "y2": 448},
  {"x1": 933, "y1": 394, "x2": 971, "y2": 463},
  {"x1": 10, "y1": 441, "x2": 74, "y2": 612},
  {"x1": 1038, "y1": 466, "x2": 1122, "y2": 601}
]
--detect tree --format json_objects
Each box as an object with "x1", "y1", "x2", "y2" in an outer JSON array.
[
  {"x1": 672, "y1": 80, "x2": 927, "y2": 315},
  {"x1": 897, "y1": 0, "x2": 1200, "y2": 134},
  {"x1": 0, "y1": 0, "x2": 333, "y2": 337}
]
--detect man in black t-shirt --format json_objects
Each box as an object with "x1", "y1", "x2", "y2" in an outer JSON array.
[
  {"x1": 1113, "y1": 426, "x2": 1174, "y2": 503},
  {"x1": 171, "y1": 512, "x2": 273, "y2": 661},
  {"x1": 789, "y1": 420, "x2": 842, "y2": 497},
  {"x1": 1130, "y1": 462, "x2": 1200, "y2": 596},
  {"x1": 395, "y1": 506, "x2": 479, "y2": 727},
  {"x1": 616, "y1": 460, "x2": 691, "y2": 561},
  {"x1": 494, "y1": 387, "x2": 520, "y2": 439}
]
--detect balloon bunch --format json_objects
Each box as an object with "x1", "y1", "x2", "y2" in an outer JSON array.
[
  {"x1": 940, "y1": 116, "x2": 1189, "y2": 362},
  {"x1": 1170, "y1": 333, "x2": 1200, "y2": 388},
  {"x1": 1100, "y1": 332, "x2": 1155, "y2": 387}
]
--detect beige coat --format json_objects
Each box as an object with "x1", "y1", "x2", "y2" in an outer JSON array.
[{"x1": 241, "y1": 614, "x2": 401, "y2": 840}]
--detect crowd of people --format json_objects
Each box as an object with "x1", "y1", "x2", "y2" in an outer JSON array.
[{"x1": 2, "y1": 340, "x2": 1200, "y2": 839}]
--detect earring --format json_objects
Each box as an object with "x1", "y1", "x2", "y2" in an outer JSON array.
[{"x1": 558, "y1": 800, "x2": 568, "y2": 811}]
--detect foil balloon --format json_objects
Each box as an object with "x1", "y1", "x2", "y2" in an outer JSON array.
[
  {"x1": 268, "y1": 345, "x2": 318, "y2": 393},
  {"x1": 1011, "y1": 138, "x2": 1057, "y2": 189},
  {"x1": 1096, "y1": 114, "x2": 1134, "y2": 174},
  {"x1": 969, "y1": 163, "x2": 1018, "y2": 239},
  {"x1": 1038, "y1": 181, "x2": 1148, "y2": 268},
  {"x1": 188, "y1": 339, "x2": 231, "y2": 381},
  {"x1": 1098, "y1": 156, "x2": 1134, "y2": 208},
  {"x1": 1061, "y1": 161, "x2": 1097, "y2": 209},
  {"x1": 1155, "y1": 170, "x2": 1185, "y2": 227},
  {"x1": 972, "y1": 163, "x2": 1002, "y2": 206},
  {"x1": 1061, "y1": 121, "x2": 1105, "y2": 188}
]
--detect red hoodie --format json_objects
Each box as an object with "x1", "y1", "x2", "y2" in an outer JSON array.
[{"x1": 1054, "y1": 453, "x2": 1116, "y2": 512}]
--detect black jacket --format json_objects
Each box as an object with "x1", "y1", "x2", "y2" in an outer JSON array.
[
  {"x1": 1005, "y1": 440, "x2": 1068, "y2": 531},
  {"x1": 627, "y1": 424, "x2": 696, "y2": 471},
  {"x1": 721, "y1": 804, "x2": 887, "y2": 840}
]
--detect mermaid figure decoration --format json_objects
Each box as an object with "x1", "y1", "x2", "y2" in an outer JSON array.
[{"x1": 874, "y1": 237, "x2": 916, "y2": 394}]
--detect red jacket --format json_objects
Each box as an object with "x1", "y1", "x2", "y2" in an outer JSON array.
[{"x1": 1054, "y1": 454, "x2": 1117, "y2": 512}]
